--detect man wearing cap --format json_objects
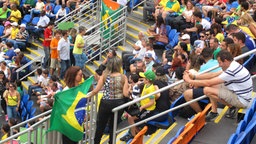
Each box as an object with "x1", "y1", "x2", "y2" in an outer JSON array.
[
  {"x1": 6, "y1": 24, "x2": 28, "y2": 50},
  {"x1": 144, "y1": 52, "x2": 155, "y2": 71},
  {"x1": 179, "y1": 34, "x2": 191, "y2": 51},
  {"x1": 7, "y1": 4, "x2": 21, "y2": 23}
]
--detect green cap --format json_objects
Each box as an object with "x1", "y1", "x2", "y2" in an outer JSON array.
[{"x1": 139, "y1": 70, "x2": 156, "y2": 81}]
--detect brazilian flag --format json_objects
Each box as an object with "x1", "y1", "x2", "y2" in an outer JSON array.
[
  {"x1": 101, "y1": 0, "x2": 122, "y2": 39},
  {"x1": 48, "y1": 76, "x2": 94, "y2": 142}
]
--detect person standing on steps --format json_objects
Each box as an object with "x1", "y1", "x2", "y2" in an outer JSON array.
[
  {"x1": 58, "y1": 30, "x2": 71, "y2": 79},
  {"x1": 73, "y1": 26, "x2": 88, "y2": 70},
  {"x1": 43, "y1": 22, "x2": 54, "y2": 69}
]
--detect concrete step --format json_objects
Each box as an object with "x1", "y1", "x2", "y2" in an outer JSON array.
[
  {"x1": 27, "y1": 47, "x2": 45, "y2": 57},
  {"x1": 27, "y1": 75, "x2": 37, "y2": 84},
  {"x1": 138, "y1": 6, "x2": 143, "y2": 13},
  {"x1": 126, "y1": 22, "x2": 149, "y2": 36},
  {"x1": 127, "y1": 16, "x2": 151, "y2": 29},
  {"x1": 126, "y1": 31, "x2": 139, "y2": 43},
  {"x1": 21, "y1": 81, "x2": 32, "y2": 91},
  {"x1": 131, "y1": 10, "x2": 143, "y2": 19}
]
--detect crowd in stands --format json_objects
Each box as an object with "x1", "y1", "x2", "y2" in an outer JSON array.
[{"x1": 0, "y1": 0, "x2": 256, "y2": 143}]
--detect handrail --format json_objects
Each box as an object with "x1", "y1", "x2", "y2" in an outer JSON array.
[
  {"x1": 15, "y1": 56, "x2": 42, "y2": 73},
  {"x1": 111, "y1": 48, "x2": 256, "y2": 143},
  {"x1": 1, "y1": 115, "x2": 51, "y2": 144},
  {"x1": 112, "y1": 48, "x2": 256, "y2": 113},
  {"x1": 130, "y1": 0, "x2": 146, "y2": 13}
]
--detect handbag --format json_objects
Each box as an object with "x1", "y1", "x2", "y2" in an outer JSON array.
[{"x1": 156, "y1": 35, "x2": 169, "y2": 44}]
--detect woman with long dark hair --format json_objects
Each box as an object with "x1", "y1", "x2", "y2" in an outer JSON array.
[
  {"x1": 87, "y1": 57, "x2": 129, "y2": 144},
  {"x1": 0, "y1": 71, "x2": 9, "y2": 121}
]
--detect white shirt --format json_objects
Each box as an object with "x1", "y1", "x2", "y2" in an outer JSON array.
[
  {"x1": 133, "y1": 40, "x2": 143, "y2": 54},
  {"x1": 37, "y1": 75, "x2": 44, "y2": 83},
  {"x1": 58, "y1": 37, "x2": 70, "y2": 60},
  {"x1": 200, "y1": 19, "x2": 211, "y2": 30},
  {"x1": 35, "y1": 2, "x2": 45, "y2": 11},
  {"x1": 37, "y1": 15, "x2": 50, "y2": 27},
  {"x1": 56, "y1": 8, "x2": 67, "y2": 17},
  {"x1": 218, "y1": 61, "x2": 253, "y2": 106}
]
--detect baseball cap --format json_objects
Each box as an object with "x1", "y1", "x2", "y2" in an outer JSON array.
[
  {"x1": 14, "y1": 48, "x2": 20, "y2": 53},
  {"x1": 4, "y1": 21, "x2": 11, "y2": 26},
  {"x1": 139, "y1": 70, "x2": 156, "y2": 81},
  {"x1": 155, "y1": 66, "x2": 165, "y2": 76},
  {"x1": 144, "y1": 52, "x2": 153, "y2": 58},
  {"x1": 181, "y1": 34, "x2": 190, "y2": 40},
  {"x1": 193, "y1": 40, "x2": 204, "y2": 49},
  {"x1": 11, "y1": 22, "x2": 18, "y2": 26},
  {"x1": 20, "y1": 24, "x2": 26, "y2": 28}
]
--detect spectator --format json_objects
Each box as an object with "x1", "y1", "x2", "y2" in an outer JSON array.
[
  {"x1": 86, "y1": 57, "x2": 129, "y2": 144},
  {"x1": 210, "y1": 23, "x2": 224, "y2": 42},
  {"x1": 0, "y1": 21, "x2": 12, "y2": 41},
  {"x1": 183, "y1": 50, "x2": 253, "y2": 121},
  {"x1": 144, "y1": 52, "x2": 155, "y2": 71},
  {"x1": 58, "y1": 30, "x2": 71, "y2": 79},
  {"x1": 0, "y1": 4, "x2": 11, "y2": 23},
  {"x1": 227, "y1": 43, "x2": 242, "y2": 64},
  {"x1": 15, "y1": 80, "x2": 23, "y2": 99},
  {"x1": 0, "y1": 61, "x2": 11, "y2": 81},
  {"x1": 186, "y1": 11, "x2": 211, "y2": 32},
  {"x1": 73, "y1": 26, "x2": 88, "y2": 70},
  {"x1": 232, "y1": 32, "x2": 250, "y2": 62},
  {"x1": 142, "y1": 0, "x2": 160, "y2": 22},
  {"x1": 8, "y1": 22, "x2": 19, "y2": 41},
  {"x1": 43, "y1": 22, "x2": 54, "y2": 69},
  {"x1": 209, "y1": 38, "x2": 221, "y2": 59},
  {"x1": 7, "y1": 4, "x2": 21, "y2": 23},
  {"x1": 3, "y1": 42, "x2": 16, "y2": 61},
  {"x1": 50, "y1": 30, "x2": 61, "y2": 76},
  {"x1": 29, "y1": 0, "x2": 45, "y2": 20},
  {"x1": 8, "y1": 118, "x2": 19, "y2": 133},
  {"x1": 237, "y1": 13, "x2": 256, "y2": 38},
  {"x1": 6, "y1": 24, "x2": 28, "y2": 50},
  {"x1": 3, "y1": 82, "x2": 20, "y2": 120},
  {"x1": 225, "y1": 24, "x2": 256, "y2": 50},
  {"x1": 27, "y1": 68, "x2": 43, "y2": 97},
  {"x1": 179, "y1": 33, "x2": 192, "y2": 51},
  {"x1": 0, "y1": 71, "x2": 9, "y2": 122},
  {"x1": 27, "y1": 10, "x2": 50, "y2": 40},
  {"x1": 68, "y1": 28, "x2": 77, "y2": 66},
  {"x1": 56, "y1": 4, "x2": 67, "y2": 20},
  {"x1": 21, "y1": 0, "x2": 36, "y2": 15},
  {"x1": 220, "y1": 37, "x2": 234, "y2": 50},
  {"x1": 1, "y1": 123, "x2": 10, "y2": 140},
  {"x1": 44, "y1": 0, "x2": 54, "y2": 17},
  {"x1": 10, "y1": 52, "x2": 30, "y2": 82}
]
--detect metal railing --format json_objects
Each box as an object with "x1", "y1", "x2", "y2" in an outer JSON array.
[
  {"x1": 111, "y1": 48, "x2": 256, "y2": 144},
  {"x1": 0, "y1": 93, "x2": 98, "y2": 144},
  {"x1": 130, "y1": 0, "x2": 146, "y2": 13},
  {"x1": 16, "y1": 56, "x2": 43, "y2": 81},
  {"x1": 83, "y1": 4, "x2": 127, "y2": 64},
  {"x1": 54, "y1": 0, "x2": 99, "y2": 29}
]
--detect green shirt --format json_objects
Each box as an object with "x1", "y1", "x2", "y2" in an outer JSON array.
[
  {"x1": 25, "y1": 0, "x2": 35, "y2": 7},
  {"x1": 213, "y1": 47, "x2": 221, "y2": 60},
  {"x1": 0, "y1": 8, "x2": 11, "y2": 19}
]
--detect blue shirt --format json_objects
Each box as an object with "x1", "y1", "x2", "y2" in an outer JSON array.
[
  {"x1": 226, "y1": 1, "x2": 239, "y2": 12},
  {"x1": 5, "y1": 49, "x2": 16, "y2": 60},
  {"x1": 199, "y1": 59, "x2": 221, "y2": 73},
  {"x1": 240, "y1": 30, "x2": 256, "y2": 50}
]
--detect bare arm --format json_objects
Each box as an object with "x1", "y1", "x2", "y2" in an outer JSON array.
[
  {"x1": 140, "y1": 98, "x2": 155, "y2": 111},
  {"x1": 123, "y1": 75, "x2": 129, "y2": 97}
]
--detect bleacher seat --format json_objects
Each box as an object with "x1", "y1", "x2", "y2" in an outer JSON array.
[
  {"x1": 21, "y1": 15, "x2": 31, "y2": 24},
  {"x1": 169, "y1": 95, "x2": 186, "y2": 119},
  {"x1": 243, "y1": 54, "x2": 256, "y2": 71},
  {"x1": 65, "y1": 7, "x2": 70, "y2": 14},
  {"x1": 155, "y1": 25, "x2": 172, "y2": 46},
  {"x1": 54, "y1": 5, "x2": 61, "y2": 14},
  {"x1": 22, "y1": 94, "x2": 30, "y2": 105},
  {"x1": 251, "y1": 99, "x2": 256, "y2": 112},
  {"x1": 236, "y1": 120, "x2": 246, "y2": 134},
  {"x1": 243, "y1": 108, "x2": 253, "y2": 124},
  {"x1": 26, "y1": 100, "x2": 34, "y2": 113},
  {"x1": 173, "y1": 123, "x2": 195, "y2": 144},
  {"x1": 29, "y1": 107, "x2": 36, "y2": 119},
  {"x1": 21, "y1": 108, "x2": 27, "y2": 121},
  {"x1": 127, "y1": 126, "x2": 148, "y2": 144},
  {"x1": 31, "y1": 17, "x2": 40, "y2": 25},
  {"x1": 0, "y1": 25, "x2": 4, "y2": 36},
  {"x1": 175, "y1": 126, "x2": 185, "y2": 137},
  {"x1": 227, "y1": 133, "x2": 238, "y2": 144},
  {"x1": 168, "y1": 29, "x2": 177, "y2": 42},
  {"x1": 167, "y1": 136, "x2": 177, "y2": 144},
  {"x1": 50, "y1": 3, "x2": 55, "y2": 10}
]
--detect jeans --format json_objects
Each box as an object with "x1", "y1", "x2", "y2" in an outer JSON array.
[
  {"x1": 43, "y1": 46, "x2": 50, "y2": 68},
  {"x1": 6, "y1": 39, "x2": 26, "y2": 49},
  {"x1": 143, "y1": 0, "x2": 155, "y2": 20},
  {"x1": 73, "y1": 53, "x2": 87, "y2": 70},
  {"x1": 26, "y1": 26, "x2": 44, "y2": 38},
  {"x1": 7, "y1": 105, "x2": 17, "y2": 119},
  {"x1": 60, "y1": 59, "x2": 71, "y2": 79},
  {"x1": 28, "y1": 85, "x2": 41, "y2": 96}
]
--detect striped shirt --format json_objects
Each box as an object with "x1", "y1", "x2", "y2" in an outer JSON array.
[{"x1": 218, "y1": 61, "x2": 253, "y2": 106}]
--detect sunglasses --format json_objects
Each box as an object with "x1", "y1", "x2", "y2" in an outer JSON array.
[
  {"x1": 205, "y1": 33, "x2": 210, "y2": 36},
  {"x1": 200, "y1": 35, "x2": 205, "y2": 38}
]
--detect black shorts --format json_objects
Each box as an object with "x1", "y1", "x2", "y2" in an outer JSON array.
[{"x1": 192, "y1": 87, "x2": 204, "y2": 99}]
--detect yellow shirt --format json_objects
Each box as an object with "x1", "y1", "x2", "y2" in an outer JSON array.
[
  {"x1": 7, "y1": 94, "x2": 18, "y2": 106},
  {"x1": 10, "y1": 10, "x2": 21, "y2": 23},
  {"x1": 10, "y1": 28, "x2": 19, "y2": 39},
  {"x1": 164, "y1": 0, "x2": 180, "y2": 12},
  {"x1": 140, "y1": 84, "x2": 156, "y2": 111},
  {"x1": 1, "y1": 133, "x2": 7, "y2": 140},
  {"x1": 73, "y1": 34, "x2": 84, "y2": 54},
  {"x1": 10, "y1": 0, "x2": 20, "y2": 6},
  {"x1": 215, "y1": 33, "x2": 224, "y2": 42},
  {"x1": 239, "y1": 26, "x2": 256, "y2": 39}
]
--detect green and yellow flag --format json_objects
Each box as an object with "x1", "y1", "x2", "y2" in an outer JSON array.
[
  {"x1": 101, "y1": 0, "x2": 122, "y2": 39},
  {"x1": 48, "y1": 76, "x2": 94, "y2": 142}
]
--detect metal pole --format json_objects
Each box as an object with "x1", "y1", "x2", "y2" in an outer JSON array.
[{"x1": 112, "y1": 111, "x2": 118, "y2": 144}]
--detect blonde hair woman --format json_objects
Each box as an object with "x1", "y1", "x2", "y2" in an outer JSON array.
[{"x1": 237, "y1": 13, "x2": 256, "y2": 38}]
